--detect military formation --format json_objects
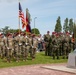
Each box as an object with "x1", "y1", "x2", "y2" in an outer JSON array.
[
  {"x1": 0, "y1": 31, "x2": 75, "y2": 62},
  {"x1": 0, "y1": 32, "x2": 38, "y2": 62},
  {"x1": 44, "y1": 31, "x2": 75, "y2": 59}
]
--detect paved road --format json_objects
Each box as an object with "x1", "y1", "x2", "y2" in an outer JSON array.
[{"x1": 0, "y1": 63, "x2": 75, "y2": 75}]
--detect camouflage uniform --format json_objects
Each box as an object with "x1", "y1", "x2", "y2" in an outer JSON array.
[
  {"x1": 5, "y1": 35, "x2": 14, "y2": 62},
  {"x1": 52, "y1": 35, "x2": 59, "y2": 59},
  {"x1": 44, "y1": 33, "x2": 51, "y2": 56},
  {"x1": 0, "y1": 36, "x2": 5, "y2": 59},
  {"x1": 23, "y1": 35, "x2": 30, "y2": 61},
  {"x1": 30, "y1": 35, "x2": 38, "y2": 59},
  {"x1": 18, "y1": 35, "x2": 24, "y2": 60},
  {"x1": 21, "y1": 36, "x2": 26, "y2": 61},
  {"x1": 57, "y1": 35, "x2": 62, "y2": 56},
  {"x1": 14, "y1": 35, "x2": 20, "y2": 62},
  {"x1": 63, "y1": 35, "x2": 70, "y2": 59}
]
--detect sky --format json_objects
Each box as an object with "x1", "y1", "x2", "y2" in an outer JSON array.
[{"x1": 0, "y1": 0, "x2": 76, "y2": 35}]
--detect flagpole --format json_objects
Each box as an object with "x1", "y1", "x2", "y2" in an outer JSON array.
[
  {"x1": 26, "y1": 8, "x2": 28, "y2": 36},
  {"x1": 34, "y1": 17, "x2": 37, "y2": 34},
  {"x1": 18, "y1": 0, "x2": 20, "y2": 36},
  {"x1": 19, "y1": 13, "x2": 20, "y2": 36}
]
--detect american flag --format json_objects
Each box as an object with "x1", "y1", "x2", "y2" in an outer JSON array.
[{"x1": 19, "y1": 2, "x2": 26, "y2": 28}]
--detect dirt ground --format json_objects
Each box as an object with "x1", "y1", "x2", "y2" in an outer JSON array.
[{"x1": 0, "y1": 63, "x2": 75, "y2": 75}]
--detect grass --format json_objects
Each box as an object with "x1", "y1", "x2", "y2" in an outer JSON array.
[{"x1": 0, "y1": 51, "x2": 67, "y2": 68}]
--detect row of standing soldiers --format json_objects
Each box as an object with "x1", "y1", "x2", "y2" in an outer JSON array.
[
  {"x1": 44, "y1": 31, "x2": 75, "y2": 59},
  {"x1": 0, "y1": 33, "x2": 38, "y2": 62}
]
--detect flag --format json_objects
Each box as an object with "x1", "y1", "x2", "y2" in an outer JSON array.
[
  {"x1": 19, "y1": 2, "x2": 26, "y2": 29},
  {"x1": 72, "y1": 33, "x2": 74, "y2": 42},
  {"x1": 26, "y1": 8, "x2": 31, "y2": 33}
]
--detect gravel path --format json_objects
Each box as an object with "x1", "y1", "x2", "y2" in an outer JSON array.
[{"x1": 0, "y1": 63, "x2": 75, "y2": 75}]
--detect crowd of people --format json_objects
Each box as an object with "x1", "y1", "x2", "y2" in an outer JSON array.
[
  {"x1": 0, "y1": 32, "x2": 40, "y2": 62},
  {"x1": 44, "y1": 31, "x2": 76, "y2": 59},
  {"x1": 0, "y1": 31, "x2": 76, "y2": 62}
]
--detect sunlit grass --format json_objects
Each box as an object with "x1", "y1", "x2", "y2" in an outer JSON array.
[{"x1": 0, "y1": 51, "x2": 67, "y2": 68}]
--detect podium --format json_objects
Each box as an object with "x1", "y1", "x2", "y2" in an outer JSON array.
[{"x1": 67, "y1": 49, "x2": 76, "y2": 68}]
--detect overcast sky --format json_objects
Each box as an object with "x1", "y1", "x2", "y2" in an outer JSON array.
[{"x1": 0, "y1": 0, "x2": 76, "y2": 35}]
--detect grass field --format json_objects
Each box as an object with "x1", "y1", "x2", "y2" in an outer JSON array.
[{"x1": 0, "y1": 51, "x2": 67, "y2": 68}]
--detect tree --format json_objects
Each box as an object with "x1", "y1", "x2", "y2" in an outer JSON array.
[
  {"x1": 8, "y1": 29, "x2": 21, "y2": 33},
  {"x1": 54, "y1": 16, "x2": 62, "y2": 32},
  {"x1": 0, "y1": 29, "x2": 1, "y2": 32},
  {"x1": 32, "y1": 28, "x2": 40, "y2": 34},
  {"x1": 63, "y1": 18, "x2": 69, "y2": 33},
  {"x1": 73, "y1": 22, "x2": 76, "y2": 38},
  {"x1": 1, "y1": 26, "x2": 9, "y2": 34},
  {"x1": 68, "y1": 18, "x2": 73, "y2": 34},
  {"x1": 1, "y1": 26, "x2": 22, "y2": 35}
]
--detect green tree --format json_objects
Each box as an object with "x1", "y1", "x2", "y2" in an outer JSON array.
[
  {"x1": 8, "y1": 29, "x2": 21, "y2": 33},
  {"x1": 73, "y1": 22, "x2": 76, "y2": 38},
  {"x1": 68, "y1": 18, "x2": 73, "y2": 34},
  {"x1": 1, "y1": 26, "x2": 9, "y2": 34},
  {"x1": 63, "y1": 18, "x2": 69, "y2": 33},
  {"x1": 1, "y1": 26, "x2": 22, "y2": 35},
  {"x1": 0, "y1": 29, "x2": 1, "y2": 32},
  {"x1": 54, "y1": 16, "x2": 62, "y2": 32},
  {"x1": 32, "y1": 28, "x2": 40, "y2": 34}
]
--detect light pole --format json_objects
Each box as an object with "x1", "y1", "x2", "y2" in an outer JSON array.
[{"x1": 34, "y1": 17, "x2": 37, "y2": 34}]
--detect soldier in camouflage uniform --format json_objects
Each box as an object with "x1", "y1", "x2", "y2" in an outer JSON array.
[
  {"x1": 52, "y1": 34, "x2": 59, "y2": 59},
  {"x1": 57, "y1": 34, "x2": 62, "y2": 56},
  {"x1": 44, "y1": 31, "x2": 51, "y2": 56},
  {"x1": 21, "y1": 33, "x2": 26, "y2": 61},
  {"x1": 69, "y1": 35, "x2": 73, "y2": 53},
  {"x1": 30, "y1": 34, "x2": 38, "y2": 60},
  {"x1": 74, "y1": 38, "x2": 76, "y2": 49},
  {"x1": 27, "y1": 33, "x2": 32, "y2": 57},
  {"x1": 5, "y1": 34, "x2": 14, "y2": 62},
  {"x1": 48, "y1": 35, "x2": 52, "y2": 56},
  {"x1": 56, "y1": 34, "x2": 61, "y2": 59},
  {"x1": 14, "y1": 34, "x2": 21, "y2": 62},
  {"x1": 0, "y1": 34, "x2": 5, "y2": 59},
  {"x1": 62, "y1": 33, "x2": 70, "y2": 59},
  {"x1": 23, "y1": 34, "x2": 30, "y2": 61},
  {"x1": 71, "y1": 34, "x2": 75, "y2": 51},
  {"x1": 18, "y1": 33, "x2": 24, "y2": 61}
]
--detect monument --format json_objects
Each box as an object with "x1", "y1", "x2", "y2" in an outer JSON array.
[{"x1": 67, "y1": 49, "x2": 76, "y2": 68}]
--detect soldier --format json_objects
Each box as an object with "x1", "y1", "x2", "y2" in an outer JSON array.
[
  {"x1": 12, "y1": 33, "x2": 17, "y2": 60},
  {"x1": 22, "y1": 34, "x2": 30, "y2": 61},
  {"x1": 14, "y1": 34, "x2": 21, "y2": 62},
  {"x1": 44, "y1": 31, "x2": 52, "y2": 56},
  {"x1": 20, "y1": 33, "x2": 26, "y2": 61},
  {"x1": 5, "y1": 33, "x2": 14, "y2": 62},
  {"x1": 74, "y1": 38, "x2": 76, "y2": 49},
  {"x1": 56, "y1": 34, "x2": 60, "y2": 59},
  {"x1": 0, "y1": 34, "x2": 5, "y2": 59},
  {"x1": 61, "y1": 34, "x2": 65, "y2": 59},
  {"x1": 30, "y1": 34, "x2": 38, "y2": 60},
  {"x1": 52, "y1": 33, "x2": 59, "y2": 59},
  {"x1": 62, "y1": 33, "x2": 70, "y2": 59},
  {"x1": 57, "y1": 33, "x2": 62, "y2": 56},
  {"x1": 69, "y1": 34, "x2": 73, "y2": 53},
  {"x1": 27, "y1": 33, "x2": 32, "y2": 57},
  {"x1": 71, "y1": 33, "x2": 75, "y2": 51},
  {"x1": 18, "y1": 33, "x2": 24, "y2": 61}
]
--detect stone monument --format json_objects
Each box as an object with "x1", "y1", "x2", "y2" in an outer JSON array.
[{"x1": 67, "y1": 49, "x2": 76, "y2": 68}]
